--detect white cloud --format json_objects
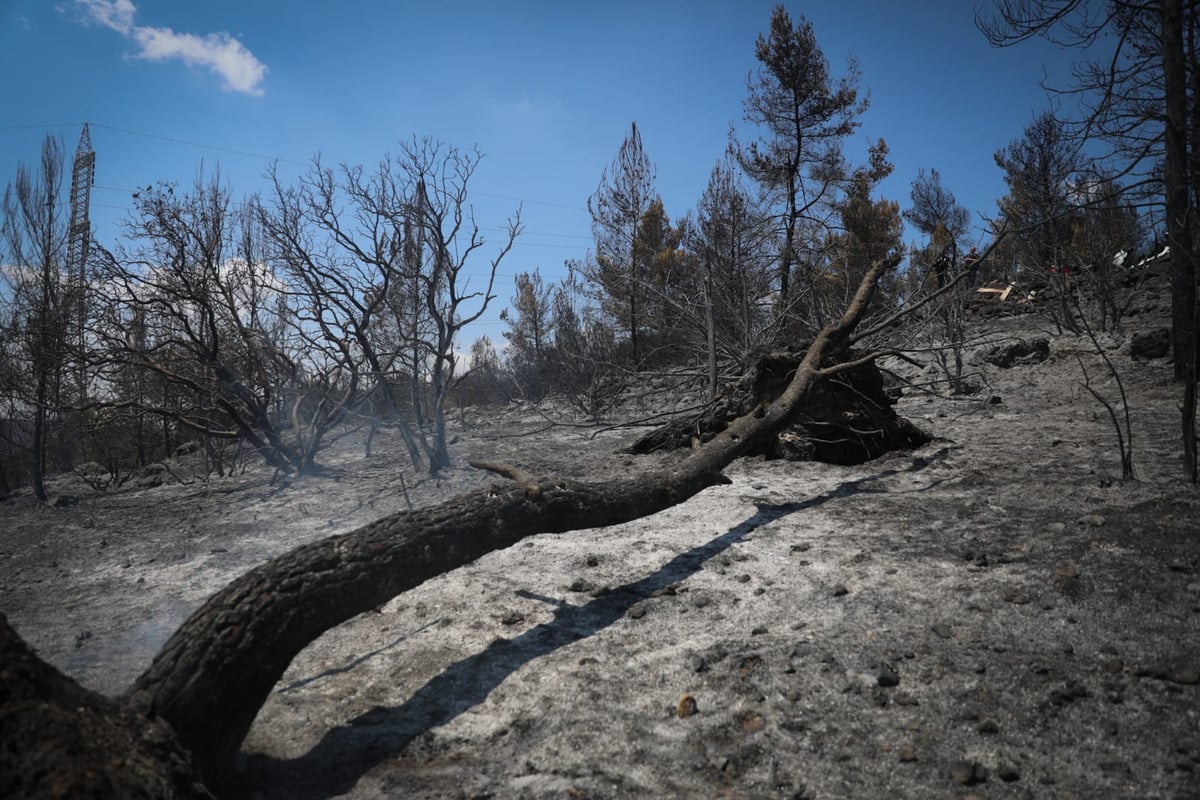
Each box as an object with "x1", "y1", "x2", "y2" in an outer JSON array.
[
  {"x1": 73, "y1": 0, "x2": 268, "y2": 96},
  {"x1": 75, "y1": 0, "x2": 136, "y2": 34},
  {"x1": 131, "y1": 27, "x2": 268, "y2": 96}
]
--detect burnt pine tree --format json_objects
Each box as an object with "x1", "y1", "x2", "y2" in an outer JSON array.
[
  {"x1": 739, "y1": 5, "x2": 866, "y2": 315},
  {"x1": 827, "y1": 139, "x2": 905, "y2": 311},
  {"x1": 992, "y1": 110, "x2": 1081, "y2": 275},
  {"x1": 501, "y1": 270, "x2": 555, "y2": 400},
  {"x1": 903, "y1": 167, "x2": 970, "y2": 287},
  {"x1": 587, "y1": 122, "x2": 657, "y2": 367},
  {"x1": 690, "y1": 149, "x2": 778, "y2": 395}
]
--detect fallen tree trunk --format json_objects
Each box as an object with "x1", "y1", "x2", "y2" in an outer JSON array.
[
  {"x1": 0, "y1": 612, "x2": 212, "y2": 800},
  {"x1": 8, "y1": 255, "x2": 901, "y2": 796}
]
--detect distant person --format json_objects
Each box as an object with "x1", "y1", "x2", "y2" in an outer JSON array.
[{"x1": 963, "y1": 246, "x2": 980, "y2": 282}]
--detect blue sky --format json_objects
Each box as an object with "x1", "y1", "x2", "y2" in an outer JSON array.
[{"x1": 1, "y1": 1, "x2": 1082, "y2": 347}]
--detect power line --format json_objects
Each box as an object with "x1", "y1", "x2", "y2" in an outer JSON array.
[
  {"x1": 86, "y1": 122, "x2": 308, "y2": 166},
  {"x1": 472, "y1": 189, "x2": 587, "y2": 212},
  {"x1": 5, "y1": 121, "x2": 595, "y2": 218}
]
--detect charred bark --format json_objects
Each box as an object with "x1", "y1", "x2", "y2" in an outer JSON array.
[
  {"x1": 0, "y1": 613, "x2": 211, "y2": 800},
  {"x1": 9, "y1": 256, "x2": 901, "y2": 796}
]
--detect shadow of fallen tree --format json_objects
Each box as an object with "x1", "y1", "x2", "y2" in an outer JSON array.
[{"x1": 245, "y1": 451, "x2": 948, "y2": 798}]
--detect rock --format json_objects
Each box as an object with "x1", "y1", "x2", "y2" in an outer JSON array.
[
  {"x1": 831, "y1": 583, "x2": 850, "y2": 597},
  {"x1": 984, "y1": 338, "x2": 1049, "y2": 368},
  {"x1": 976, "y1": 719, "x2": 1000, "y2": 734},
  {"x1": 898, "y1": 746, "x2": 917, "y2": 763},
  {"x1": 1004, "y1": 589, "x2": 1032, "y2": 605},
  {"x1": 930, "y1": 623, "x2": 953, "y2": 639},
  {"x1": 1136, "y1": 659, "x2": 1200, "y2": 685},
  {"x1": 675, "y1": 693, "x2": 698, "y2": 718},
  {"x1": 949, "y1": 759, "x2": 989, "y2": 785},
  {"x1": 1077, "y1": 514, "x2": 1106, "y2": 527},
  {"x1": 1048, "y1": 680, "x2": 1090, "y2": 705},
  {"x1": 566, "y1": 578, "x2": 595, "y2": 593},
  {"x1": 1129, "y1": 328, "x2": 1170, "y2": 360},
  {"x1": 751, "y1": 625, "x2": 768, "y2": 636},
  {"x1": 997, "y1": 764, "x2": 1021, "y2": 782},
  {"x1": 877, "y1": 663, "x2": 900, "y2": 688}
]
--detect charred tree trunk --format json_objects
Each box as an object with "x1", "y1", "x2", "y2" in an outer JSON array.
[
  {"x1": 1163, "y1": 0, "x2": 1198, "y2": 478},
  {"x1": 10, "y1": 256, "x2": 901, "y2": 796},
  {"x1": 0, "y1": 613, "x2": 212, "y2": 799}
]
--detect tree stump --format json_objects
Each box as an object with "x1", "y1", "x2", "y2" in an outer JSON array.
[{"x1": 626, "y1": 345, "x2": 930, "y2": 465}]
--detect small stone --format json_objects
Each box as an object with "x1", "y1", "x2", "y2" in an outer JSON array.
[
  {"x1": 877, "y1": 663, "x2": 900, "y2": 687},
  {"x1": 751, "y1": 625, "x2": 768, "y2": 635},
  {"x1": 997, "y1": 764, "x2": 1020, "y2": 782},
  {"x1": 753, "y1": 587, "x2": 766, "y2": 596},
  {"x1": 1077, "y1": 514, "x2": 1106, "y2": 527},
  {"x1": 584, "y1": 555, "x2": 600, "y2": 567},
  {"x1": 687, "y1": 654, "x2": 707, "y2": 673},
  {"x1": 1186, "y1": 582, "x2": 1200, "y2": 594},
  {"x1": 898, "y1": 746, "x2": 917, "y2": 763},
  {"x1": 949, "y1": 759, "x2": 988, "y2": 785},
  {"x1": 627, "y1": 603, "x2": 647, "y2": 620},
  {"x1": 499, "y1": 611, "x2": 524, "y2": 626},
  {"x1": 791, "y1": 542, "x2": 811, "y2": 553},
  {"x1": 956, "y1": 706, "x2": 981, "y2": 722},
  {"x1": 1003, "y1": 589, "x2": 1031, "y2": 605},
  {"x1": 735, "y1": 573, "x2": 752, "y2": 583},
  {"x1": 893, "y1": 692, "x2": 919, "y2": 706},
  {"x1": 976, "y1": 719, "x2": 1000, "y2": 734},
  {"x1": 1048, "y1": 680, "x2": 1090, "y2": 705},
  {"x1": 1168, "y1": 559, "x2": 1189, "y2": 572},
  {"x1": 567, "y1": 578, "x2": 595, "y2": 593},
  {"x1": 831, "y1": 583, "x2": 850, "y2": 597},
  {"x1": 1138, "y1": 659, "x2": 1200, "y2": 685},
  {"x1": 930, "y1": 623, "x2": 953, "y2": 639},
  {"x1": 676, "y1": 693, "x2": 698, "y2": 718}
]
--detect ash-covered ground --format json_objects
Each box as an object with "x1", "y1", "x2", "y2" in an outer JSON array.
[{"x1": 3, "y1": 273, "x2": 1199, "y2": 799}]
